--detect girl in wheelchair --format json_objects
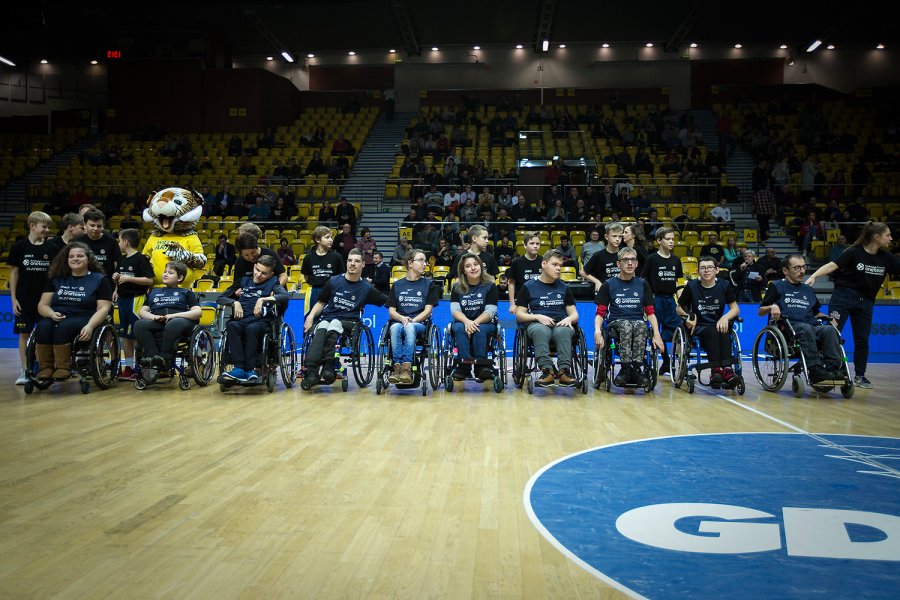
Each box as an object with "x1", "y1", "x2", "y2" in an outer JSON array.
[
  {"x1": 449, "y1": 252, "x2": 499, "y2": 381},
  {"x1": 386, "y1": 248, "x2": 440, "y2": 385},
  {"x1": 133, "y1": 261, "x2": 201, "y2": 371},
  {"x1": 34, "y1": 242, "x2": 113, "y2": 382},
  {"x1": 676, "y1": 255, "x2": 741, "y2": 389},
  {"x1": 594, "y1": 247, "x2": 664, "y2": 387},
  {"x1": 217, "y1": 254, "x2": 290, "y2": 384}
]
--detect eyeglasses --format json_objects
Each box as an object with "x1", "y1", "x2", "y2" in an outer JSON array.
[
  {"x1": 698, "y1": 265, "x2": 717, "y2": 271},
  {"x1": 788, "y1": 264, "x2": 807, "y2": 270},
  {"x1": 412, "y1": 257, "x2": 427, "y2": 263}
]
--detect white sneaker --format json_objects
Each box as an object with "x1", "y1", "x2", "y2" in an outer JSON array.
[{"x1": 15, "y1": 369, "x2": 28, "y2": 385}]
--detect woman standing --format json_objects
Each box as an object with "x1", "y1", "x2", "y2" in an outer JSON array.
[
  {"x1": 805, "y1": 221, "x2": 899, "y2": 388},
  {"x1": 356, "y1": 227, "x2": 378, "y2": 280},
  {"x1": 623, "y1": 222, "x2": 650, "y2": 274}
]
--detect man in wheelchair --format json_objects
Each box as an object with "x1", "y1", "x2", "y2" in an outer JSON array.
[
  {"x1": 515, "y1": 249, "x2": 579, "y2": 386},
  {"x1": 758, "y1": 253, "x2": 843, "y2": 384},
  {"x1": 217, "y1": 254, "x2": 290, "y2": 384},
  {"x1": 594, "y1": 247, "x2": 664, "y2": 387},
  {"x1": 133, "y1": 260, "x2": 201, "y2": 370},
  {"x1": 677, "y1": 255, "x2": 741, "y2": 389},
  {"x1": 304, "y1": 249, "x2": 387, "y2": 386}
]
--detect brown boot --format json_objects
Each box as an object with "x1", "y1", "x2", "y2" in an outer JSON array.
[
  {"x1": 52, "y1": 344, "x2": 73, "y2": 381},
  {"x1": 557, "y1": 369, "x2": 577, "y2": 386},
  {"x1": 35, "y1": 344, "x2": 55, "y2": 380},
  {"x1": 388, "y1": 363, "x2": 402, "y2": 384},
  {"x1": 537, "y1": 368, "x2": 556, "y2": 386},
  {"x1": 399, "y1": 362, "x2": 413, "y2": 385}
]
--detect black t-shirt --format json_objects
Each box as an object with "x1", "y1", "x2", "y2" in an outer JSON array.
[
  {"x1": 319, "y1": 275, "x2": 387, "y2": 321},
  {"x1": 8, "y1": 239, "x2": 54, "y2": 306},
  {"x1": 508, "y1": 255, "x2": 543, "y2": 286},
  {"x1": 44, "y1": 272, "x2": 113, "y2": 318},
  {"x1": 301, "y1": 250, "x2": 345, "y2": 287},
  {"x1": 387, "y1": 276, "x2": 441, "y2": 318},
  {"x1": 596, "y1": 276, "x2": 654, "y2": 321},
  {"x1": 700, "y1": 243, "x2": 724, "y2": 263},
  {"x1": 145, "y1": 287, "x2": 199, "y2": 315},
  {"x1": 760, "y1": 279, "x2": 820, "y2": 326},
  {"x1": 677, "y1": 278, "x2": 736, "y2": 327},
  {"x1": 115, "y1": 252, "x2": 155, "y2": 297},
  {"x1": 584, "y1": 248, "x2": 621, "y2": 283},
  {"x1": 233, "y1": 247, "x2": 286, "y2": 281},
  {"x1": 631, "y1": 245, "x2": 649, "y2": 275},
  {"x1": 83, "y1": 233, "x2": 121, "y2": 278},
  {"x1": 641, "y1": 252, "x2": 683, "y2": 296},
  {"x1": 451, "y1": 281, "x2": 499, "y2": 320},
  {"x1": 833, "y1": 246, "x2": 900, "y2": 302},
  {"x1": 516, "y1": 278, "x2": 575, "y2": 322}
]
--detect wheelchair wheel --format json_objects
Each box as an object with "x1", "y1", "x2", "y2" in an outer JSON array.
[
  {"x1": 604, "y1": 345, "x2": 613, "y2": 392},
  {"x1": 592, "y1": 345, "x2": 604, "y2": 389},
  {"x1": 81, "y1": 380, "x2": 91, "y2": 394},
  {"x1": 573, "y1": 328, "x2": 589, "y2": 395},
  {"x1": 179, "y1": 374, "x2": 192, "y2": 391},
  {"x1": 352, "y1": 325, "x2": 375, "y2": 388},
  {"x1": 496, "y1": 327, "x2": 508, "y2": 386},
  {"x1": 735, "y1": 375, "x2": 746, "y2": 396},
  {"x1": 218, "y1": 330, "x2": 232, "y2": 379},
  {"x1": 427, "y1": 324, "x2": 442, "y2": 392},
  {"x1": 512, "y1": 329, "x2": 527, "y2": 389},
  {"x1": 752, "y1": 326, "x2": 789, "y2": 392},
  {"x1": 266, "y1": 369, "x2": 277, "y2": 393},
  {"x1": 841, "y1": 379, "x2": 854, "y2": 399},
  {"x1": 670, "y1": 326, "x2": 689, "y2": 389},
  {"x1": 792, "y1": 374, "x2": 805, "y2": 398},
  {"x1": 190, "y1": 328, "x2": 217, "y2": 386},
  {"x1": 646, "y1": 344, "x2": 659, "y2": 392},
  {"x1": 375, "y1": 323, "x2": 391, "y2": 392},
  {"x1": 23, "y1": 331, "x2": 52, "y2": 393},
  {"x1": 90, "y1": 324, "x2": 120, "y2": 390},
  {"x1": 729, "y1": 328, "x2": 743, "y2": 377},
  {"x1": 279, "y1": 322, "x2": 297, "y2": 388}
]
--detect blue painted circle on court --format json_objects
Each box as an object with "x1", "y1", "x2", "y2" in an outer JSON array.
[{"x1": 525, "y1": 433, "x2": 900, "y2": 599}]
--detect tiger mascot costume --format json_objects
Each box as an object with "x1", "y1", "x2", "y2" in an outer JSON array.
[{"x1": 142, "y1": 187, "x2": 208, "y2": 287}]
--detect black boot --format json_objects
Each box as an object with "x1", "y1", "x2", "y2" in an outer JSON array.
[{"x1": 614, "y1": 364, "x2": 631, "y2": 387}]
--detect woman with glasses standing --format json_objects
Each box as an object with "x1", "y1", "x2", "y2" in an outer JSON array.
[
  {"x1": 805, "y1": 221, "x2": 899, "y2": 389},
  {"x1": 386, "y1": 249, "x2": 441, "y2": 385}
]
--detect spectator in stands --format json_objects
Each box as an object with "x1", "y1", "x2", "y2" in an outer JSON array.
[
  {"x1": 460, "y1": 184, "x2": 476, "y2": 205},
  {"x1": 318, "y1": 200, "x2": 337, "y2": 225},
  {"x1": 335, "y1": 223, "x2": 356, "y2": 261},
  {"x1": 700, "y1": 233, "x2": 725, "y2": 267},
  {"x1": 771, "y1": 155, "x2": 790, "y2": 189},
  {"x1": 850, "y1": 156, "x2": 870, "y2": 198},
  {"x1": 443, "y1": 186, "x2": 461, "y2": 214},
  {"x1": 440, "y1": 223, "x2": 462, "y2": 251},
  {"x1": 327, "y1": 158, "x2": 345, "y2": 182},
  {"x1": 336, "y1": 197, "x2": 357, "y2": 234},
  {"x1": 356, "y1": 227, "x2": 377, "y2": 279},
  {"x1": 722, "y1": 235, "x2": 740, "y2": 268},
  {"x1": 391, "y1": 236, "x2": 412, "y2": 267},
  {"x1": 237, "y1": 153, "x2": 256, "y2": 176},
  {"x1": 270, "y1": 196, "x2": 293, "y2": 222},
  {"x1": 634, "y1": 147, "x2": 654, "y2": 174},
  {"x1": 306, "y1": 151, "x2": 326, "y2": 176},
  {"x1": 277, "y1": 238, "x2": 297, "y2": 267},
  {"x1": 556, "y1": 236, "x2": 577, "y2": 268},
  {"x1": 798, "y1": 211, "x2": 825, "y2": 256},
  {"x1": 730, "y1": 249, "x2": 765, "y2": 302},
  {"x1": 565, "y1": 186, "x2": 581, "y2": 212},
  {"x1": 546, "y1": 199, "x2": 567, "y2": 222},
  {"x1": 757, "y1": 246, "x2": 782, "y2": 284},
  {"x1": 494, "y1": 234, "x2": 516, "y2": 267},
  {"x1": 826, "y1": 169, "x2": 847, "y2": 201},
  {"x1": 434, "y1": 238, "x2": 454, "y2": 268},
  {"x1": 459, "y1": 198, "x2": 478, "y2": 224},
  {"x1": 227, "y1": 135, "x2": 243, "y2": 157},
  {"x1": 496, "y1": 187, "x2": 515, "y2": 212},
  {"x1": 710, "y1": 199, "x2": 733, "y2": 232},
  {"x1": 70, "y1": 183, "x2": 91, "y2": 210},
  {"x1": 248, "y1": 196, "x2": 269, "y2": 221},
  {"x1": 569, "y1": 199, "x2": 590, "y2": 223},
  {"x1": 213, "y1": 234, "x2": 236, "y2": 279},
  {"x1": 829, "y1": 234, "x2": 849, "y2": 263},
  {"x1": 753, "y1": 186, "x2": 776, "y2": 243},
  {"x1": 581, "y1": 229, "x2": 604, "y2": 267},
  {"x1": 444, "y1": 157, "x2": 459, "y2": 185},
  {"x1": 368, "y1": 251, "x2": 391, "y2": 294}
]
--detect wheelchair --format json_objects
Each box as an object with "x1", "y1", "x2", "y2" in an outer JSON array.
[
  {"x1": 374, "y1": 320, "x2": 443, "y2": 396},
  {"x1": 133, "y1": 306, "x2": 219, "y2": 391},
  {"x1": 23, "y1": 316, "x2": 120, "y2": 395},
  {"x1": 441, "y1": 318, "x2": 507, "y2": 394},
  {"x1": 512, "y1": 325, "x2": 589, "y2": 394},
  {"x1": 670, "y1": 318, "x2": 746, "y2": 395},
  {"x1": 751, "y1": 317, "x2": 853, "y2": 399},
  {"x1": 592, "y1": 320, "x2": 659, "y2": 393},
  {"x1": 299, "y1": 315, "x2": 375, "y2": 392},
  {"x1": 217, "y1": 300, "x2": 298, "y2": 393}
]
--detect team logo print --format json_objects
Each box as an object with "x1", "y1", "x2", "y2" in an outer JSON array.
[
  {"x1": 79, "y1": 287, "x2": 85, "y2": 291},
  {"x1": 857, "y1": 263, "x2": 865, "y2": 271}
]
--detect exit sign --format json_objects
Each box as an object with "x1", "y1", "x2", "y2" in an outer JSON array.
[{"x1": 107, "y1": 50, "x2": 122, "y2": 59}]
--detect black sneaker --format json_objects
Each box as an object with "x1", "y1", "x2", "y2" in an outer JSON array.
[
  {"x1": 476, "y1": 365, "x2": 494, "y2": 382},
  {"x1": 453, "y1": 364, "x2": 472, "y2": 381},
  {"x1": 709, "y1": 368, "x2": 723, "y2": 389},
  {"x1": 634, "y1": 366, "x2": 650, "y2": 387},
  {"x1": 320, "y1": 366, "x2": 336, "y2": 385},
  {"x1": 853, "y1": 375, "x2": 873, "y2": 389},
  {"x1": 613, "y1": 365, "x2": 630, "y2": 387},
  {"x1": 658, "y1": 358, "x2": 670, "y2": 376},
  {"x1": 808, "y1": 365, "x2": 831, "y2": 384},
  {"x1": 304, "y1": 369, "x2": 320, "y2": 387},
  {"x1": 829, "y1": 368, "x2": 845, "y2": 381}
]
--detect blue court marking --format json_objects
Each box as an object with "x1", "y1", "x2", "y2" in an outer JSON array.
[{"x1": 525, "y1": 433, "x2": 900, "y2": 599}]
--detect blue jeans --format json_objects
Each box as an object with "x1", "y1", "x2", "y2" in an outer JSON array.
[
  {"x1": 451, "y1": 321, "x2": 497, "y2": 360},
  {"x1": 390, "y1": 321, "x2": 425, "y2": 363}
]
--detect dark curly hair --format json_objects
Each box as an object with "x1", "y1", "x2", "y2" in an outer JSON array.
[{"x1": 47, "y1": 241, "x2": 105, "y2": 279}]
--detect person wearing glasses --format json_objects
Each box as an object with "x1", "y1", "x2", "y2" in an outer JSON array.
[
  {"x1": 594, "y1": 247, "x2": 664, "y2": 387},
  {"x1": 676, "y1": 255, "x2": 741, "y2": 389},
  {"x1": 386, "y1": 248, "x2": 440, "y2": 385},
  {"x1": 758, "y1": 254, "x2": 843, "y2": 384}
]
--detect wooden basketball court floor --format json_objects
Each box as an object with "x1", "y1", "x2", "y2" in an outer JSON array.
[{"x1": 1, "y1": 348, "x2": 897, "y2": 599}]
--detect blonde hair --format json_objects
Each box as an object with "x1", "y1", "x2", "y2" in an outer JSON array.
[{"x1": 27, "y1": 211, "x2": 53, "y2": 227}]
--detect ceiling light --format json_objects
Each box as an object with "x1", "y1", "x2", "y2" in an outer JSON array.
[
  {"x1": 516, "y1": 44, "x2": 524, "y2": 49},
  {"x1": 734, "y1": 43, "x2": 742, "y2": 49},
  {"x1": 780, "y1": 44, "x2": 788, "y2": 49},
  {"x1": 826, "y1": 44, "x2": 835, "y2": 50},
  {"x1": 431, "y1": 47, "x2": 439, "y2": 52},
  {"x1": 601, "y1": 43, "x2": 610, "y2": 48},
  {"x1": 389, "y1": 49, "x2": 396, "y2": 53},
  {"x1": 559, "y1": 44, "x2": 566, "y2": 49},
  {"x1": 876, "y1": 43, "x2": 885, "y2": 49},
  {"x1": 90, "y1": 60, "x2": 98, "y2": 65},
  {"x1": 806, "y1": 40, "x2": 822, "y2": 52},
  {"x1": 282, "y1": 51, "x2": 295, "y2": 63},
  {"x1": 646, "y1": 43, "x2": 654, "y2": 48},
  {"x1": 40, "y1": 59, "x2": 48, "y2": 64},
  {"x1": 473, "y1": 45, "x2": 480, "y2": 50},
  {"x1": 542, "y1": 40, "x2": 549, "y2": 52},
  {"x1": 348, "y1": 51, "x2": 356, "y2": 56},
  {"x1": 690, "y1": 42, "x2": 698, "y2": 48},
  {"x1": 307, "y1": 53, "x2": 315, "y2": 58},
  {"x1": 266, "y1": 56, "x2": 274, "y2": 61},
  {"x1": 0, "y1": 55, "x2": 16, "y2": 67}
]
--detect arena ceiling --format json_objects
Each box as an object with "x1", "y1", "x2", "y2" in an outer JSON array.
[{"x1": 2, "y1": 1, "x2": 896, "y2": 67}]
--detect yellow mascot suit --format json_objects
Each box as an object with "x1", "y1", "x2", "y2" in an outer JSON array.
[{"x1": 141, "y1": 187, "x2": 208, "y2": 287}]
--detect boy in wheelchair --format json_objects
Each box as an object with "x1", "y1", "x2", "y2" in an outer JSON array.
[
  {"x1": 594, "y1": 247, "x2": 664, "y2": 387},
  {"x1": 515, "y1": 249, "x2": 579, "y2": 386},
  {"x1": 133, "y1": 261, "x2": 201, "y2": 370},
  {"x1": 304, "y1": 249, "x2": 387, "y2": 386},
  {"x1": 677, "y1": 255, "x2": 741, "y2": 389},
  {"x1": 217, "y1": 254, "x2": 290, "y2": 384},
  {"x1": 758, "y1": 253, "x2": 843, "y2": 384}
]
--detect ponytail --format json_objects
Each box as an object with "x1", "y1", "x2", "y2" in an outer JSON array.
[{"x1": 850, "y1": 220, "x2": 889, "y2": 248}]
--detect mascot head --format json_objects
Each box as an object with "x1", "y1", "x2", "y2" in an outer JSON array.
[{"x1": 143, "y1": 187, "x2": 204, "y2": 235}]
